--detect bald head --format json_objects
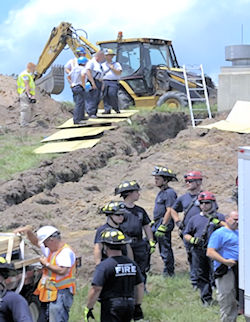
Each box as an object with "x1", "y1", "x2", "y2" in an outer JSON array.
[
  {"x1": 27, "y1": 62, "x2": 36, "y2": 73},
  {"x1": 225, "y1": 210, "x2": 238, "y2": 230},
  {"x1": 95, "y1": 51, "x2": 105, "y2": 63}
]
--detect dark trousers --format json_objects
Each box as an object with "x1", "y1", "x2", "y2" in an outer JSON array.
[
  {"x1": 185, "y1": 242, "x2": 198, "y2": 286},
  {"x1": 103, "y1": 80, "x2": 119, "y2": 112},
  {"x1": 72, "y1": 85, "x2": 85, "y2": 124},
  {"x1": 156, "y1": 231, "x2": 175, "y2": 276},
  {"x1": 131, "y1": 240, "x2": 150, "y2": 283},
  {"x1": 37, "y1": 302, "x2": 49, "y2": 322},
  {"x1": 85, "y1": 79, "x2": 102, "y2": 116},
  {"x1": 192, "y1": 247, "x2": 213, "y2": 303},
  {"x1": 101, "y1": 298, "x2": 134, "y2": 322}
]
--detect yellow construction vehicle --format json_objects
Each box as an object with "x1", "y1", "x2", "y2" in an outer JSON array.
[{"x1": 35, "y1": 22, "x2": 216, "y2": 109}]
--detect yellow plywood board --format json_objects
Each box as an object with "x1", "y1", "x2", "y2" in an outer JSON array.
[
  {"x1": 198, "y1": 100, "x2": 250, "y2": 133},
  {"x1": 57, "y1": 117, "x2": 126, "y2": 129},
  {"x1": 42, "y1": 126, "x2": 116, "y2": 142},
  {"x1": 97, "y1": 109, "x2": 138, "y2": 118},
  {"x1": 34, "y1": 139, "x2": 100, "y2": 154}
]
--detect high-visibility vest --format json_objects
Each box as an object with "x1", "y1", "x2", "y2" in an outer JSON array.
[
  {"x1": 17, "y1": 70, "x2": 35, "y2": 95},
  {"x1": 34, "y1": 244, "x2": 76, "y2": 302}
]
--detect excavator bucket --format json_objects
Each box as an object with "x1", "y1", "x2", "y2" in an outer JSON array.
[{"x1": 35, "y1": 65, "x2": 64, "y2": 94}]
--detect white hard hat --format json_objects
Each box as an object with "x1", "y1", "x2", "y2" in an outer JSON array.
[{"x1": 37, "y1": 226, "x2": 59, "y2": 245}]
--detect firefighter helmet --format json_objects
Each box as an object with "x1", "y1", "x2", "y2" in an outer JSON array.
[
  {"x1": 184, "y1": 171, "x2": 202, "y2": 181},
  {"x1": 100, "y1": 228, "x2": 131, "y2": 244},
  {"x1": 114, "y1": 180, "x2": 141, "y2": 195},
  {"x1": 198, "y1": 191, "x2": 216, "y2": 202},
  {"x1": 100, "y1": 201, "x2": 126, "y2": 215},
  {"x1": 152, "y1": 166, "x2": 178, "y2": 181}
]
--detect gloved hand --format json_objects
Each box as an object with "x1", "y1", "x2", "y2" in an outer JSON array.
[
  {"x1": 150, "y1": 220, "x2": 155, "y2": 227},
  {"x1": 210, "y1": 217, "x2": 220, "y2": 225},
  {"x1": 83, "y1": 307, "x2": 95, "y2": 321},
  {"x1": 190, "y1": 237, "x2": 203, "y2": 247},
  {"x1": 149, "y1": 240, "x2": 156, "y2": 254},
  {"x1": 155, "y1": 224, "x2": 167, "y2": 238},
  {"x1": 133, "y1": 304, "x2": 144, "y2": 321}
]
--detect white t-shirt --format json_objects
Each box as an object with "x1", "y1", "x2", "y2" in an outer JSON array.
[
  {"x1": 85, "y1": 57, "x2": 103, "y2": 80},
  {"x1": 64, "y1": 57, "x2": 79, "y2": 72},
  {"x1": 68, "y1": 66, "x2": 86, "y2": 87},
  {"x1": 102, "y1": 61, "x2": 122, "y2": 81}
]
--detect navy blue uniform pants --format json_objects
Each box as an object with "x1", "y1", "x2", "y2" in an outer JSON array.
[
  {"x1": 85, "y1": 79, "x2": 102, "y2": 116},
  {"x1": 131, "y1": 240, "x2": 150, "y2": 283},
  {"x1": 103, "y1": 80, "x2": 119, "y2": 113},
  {"x1": 101, "y1": 297, "x2": 134, "y2": 322},
  {"x1": 185, "y1": 242, "x2": 198, "y2": 287},
  {"x1": 72, "y1": 85, "x2": 85, "y2": 124},
  {"x1": 192, "y1": 247, "x2": 213, "y2": 303},
  {"x1": 156, "y1": 231, "x2": 175, "y2": 276}
]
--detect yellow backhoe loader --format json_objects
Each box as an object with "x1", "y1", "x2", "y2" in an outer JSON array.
[{"x1": 35, "y1": 22, "x2": 216, "y2": 109}]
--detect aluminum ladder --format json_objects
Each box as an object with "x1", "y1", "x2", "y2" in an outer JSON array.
[{"x1": 183, "y1": 64, "x2": 212, "y2": 127}]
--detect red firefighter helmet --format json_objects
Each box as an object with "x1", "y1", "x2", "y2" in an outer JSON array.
[
  {"x1": 184, "y1": 171, "x2": 202, "y2": 181},
  {"x1": 198, "y1": 191, "x2": 216, "y2": 202}
]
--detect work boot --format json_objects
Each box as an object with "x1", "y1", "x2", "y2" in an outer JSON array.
[{"x1": 102, "y1": 110, "x2": 111, "y2": 114}]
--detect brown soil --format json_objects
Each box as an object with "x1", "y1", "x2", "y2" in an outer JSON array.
[{"x1": 0, "y1": 74, "x2": 245, "y2": 282}]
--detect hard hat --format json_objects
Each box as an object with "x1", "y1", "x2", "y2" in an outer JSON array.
[
  {"x1": 100, "y1": 201, "x2": 126, "y2": 216},
  {"x1": 100, "y1": 228, "x2": 131, "y2": 245},
  {"x1": 36, "y1": 226, "x2": 59, "y2": 245},
  {"x1": 78, "y1": 57, "x2": 88, "y2": 65},
  {"x1": 198, "y1": 191, "x2": 216, "y2": 202},
  {"x1": 0, "y1": 258, "x2": 16, "y2": 279},
  {"x1": 114, "y1": 180, "x2": 141, "y2": 195},
  {"x1": 152, "y1": 166, "x2": 178, "y2": 181},
  {"x1": 184, "y1": 171, "x2": 202, "y2": 181},
  {"x1": 76, "y1": 47, "x2": 86, "y2": 54},
  {"x1": 104, "y1": 48, "x2": 116, "y2": 56}
]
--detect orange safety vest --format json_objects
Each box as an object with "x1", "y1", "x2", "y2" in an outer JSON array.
[{"x1": 34, "y1": 243, "x2": 76, "y2": 302}]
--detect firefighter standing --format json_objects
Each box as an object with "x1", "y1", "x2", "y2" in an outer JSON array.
[
  {"x1": 152, "y1": 166, "x2": 178, "y2": 277},
  {"x1": 84, "y1": 228, "x2": 144, "y2": 322},
  {"x1": 14, "y1": 225, "x2": 76, "y2": 322},
  {"x1": 184, "y1": 191, "x2": 225, "y2": 306},
  {"x1": 114, "y1": 180, "x2": 155, "y2": 285}
]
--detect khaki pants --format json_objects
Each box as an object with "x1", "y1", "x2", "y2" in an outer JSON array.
[
  {"x1": 215, "y1": 269, "x2": 238, "y2": 322},
  {"x1": 20, "y1": 92, "x2": 34, "y2": 126}
]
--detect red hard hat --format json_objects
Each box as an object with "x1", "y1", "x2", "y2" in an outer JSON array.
[
  {"x1": 198, "y1": 191, "x2": 216, "y2": 202},
  {"x1": 184, "y1": 171, "x2": 202, "y2": 181}
]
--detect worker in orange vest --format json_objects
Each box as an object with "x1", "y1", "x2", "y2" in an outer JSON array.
[{"x1": 14, "y1": 225, "x2": 76, "y2": 322}]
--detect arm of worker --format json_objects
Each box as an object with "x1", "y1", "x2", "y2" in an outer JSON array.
[
  {"x1": 206, "y1": 248, "x2": 236, "y2": 267},
  {"x1": 93, "y1": 243, "x2": 102, "y2": 266},
  {"x1": 64, "y1": 60, "x2": 72, "y2": 75},
  {"x1": 66, "y1": 73, "x2": 72, "y2": 87},
  {"x1": 23, "y1": 79, "x2": 32, "y2": 97},
  {"x1": 183, "y1": 234, "x2": 192, "y2": 243},
  {"x1": 170, "y1": 208, "x2": 181, "y2": 224},
  {"x1": 108, "y1": 63, "x2": 122, "y2": 75},
  {"x1": 86, "y1": 285, "x2": 102, "y2": 309},
  {"x1": 135, "y1": 282, "x2": 144, "y2": 305},
  {"x1": 13, "y1": 225, "x2": 39, "y2": 247},
  {"x1": 81, "y1": 72, "x2": 86, "y2": 88},
  {"x1": 162, "y1": 207, "x2": 172, "y2": 225},
  {"x1": 86, "y1": 69, "x2": 97, "y2": 89},
  {"x1": 126, "y1": 244, "x2": 134, "y2": 260},
  {"x1": 143, "y1": 224, "x2": 154, "y2": 241},
  {"x1": 39, "y1": 256, "x2": 70, "y2": 275}
]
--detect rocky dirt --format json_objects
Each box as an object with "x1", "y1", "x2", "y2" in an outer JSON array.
[{"x1": 0, "y1": 74, "x2": 244, "y2": 283}]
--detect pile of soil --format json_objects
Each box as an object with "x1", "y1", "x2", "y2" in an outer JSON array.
[{"x1": 0, "y1": 74, "x2": 246, "y2": 281}]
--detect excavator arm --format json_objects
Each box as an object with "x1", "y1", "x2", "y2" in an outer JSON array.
[{"x1": 34, "y1": 22, "x2": 98, "y2": 94}]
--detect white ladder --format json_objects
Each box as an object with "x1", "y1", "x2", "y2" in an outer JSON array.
[{"x1": 183, "y1": 64, "x2": 212, "y2": 127}]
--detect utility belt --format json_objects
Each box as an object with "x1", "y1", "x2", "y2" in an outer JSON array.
[
  {"x1": 102, "y1": 296, "x2": 134, "y2": 303},
  {"x1": 72, "y1": 84, "x2": 84, "y2": 89}
]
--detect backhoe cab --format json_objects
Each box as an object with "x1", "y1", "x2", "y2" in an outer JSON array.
[{"x1": 97, "y1": 34, "x2": 215, "y2": 109}]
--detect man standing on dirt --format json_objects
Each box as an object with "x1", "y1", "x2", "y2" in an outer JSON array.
[
  {"x1": 14, "y1": 225, "x2": 76, "y2": 322},
  {"x1": 102, "y1": 48, "x2": 122, "y2": 114},
  {"x1": 17, "y1": 62, "x2": 36, "y2": 127},
  {"x1": 94, "y1": 201, "x2": 133, "y2": 265},
  {"x1": 67, "y1": 56, "x2": 89, "y2": 124},
  {"x1": 114, "y1": 180, "x2": 155, "y2": 288},
  {"x1": 170, "y1": 171, "x2": 203, "y2": 289},
  {"x1": 84, "y1": 227, "x2": 144, "y2": 322},
  {"x1": 151, "y1": 166, "x2": 178, "y2": 277},
  {"x1": 85, "y1": 50, "x2": 105, "y2": 118},
  {"x1": 207, "y1": 210, "x2": 239, "y2": 321},
  {"x1": 184, "y1": 191, "x2": 225, "y2": 306}
]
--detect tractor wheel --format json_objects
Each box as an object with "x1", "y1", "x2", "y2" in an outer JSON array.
[
  {"x1": 157, "y1": 91, "x2": 188, "y2": 108},
  {"x1": 28, "y1": 295, "x2": 40, "y2": 322},
  {"x1": 118, "y1": 89, "x2": 134, "y2": 110}
]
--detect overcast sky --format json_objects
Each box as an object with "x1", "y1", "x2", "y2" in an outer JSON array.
[{"x1": 1, "y1": 0, "x2": 250, "y2": 101}]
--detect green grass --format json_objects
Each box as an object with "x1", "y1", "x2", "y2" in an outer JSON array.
[
  {"x1": 69, "y1": 272, "x2": 244, "y2": 322},
  {"x1": 0, "y1": 133, "x2": 58, "y2": 180}
]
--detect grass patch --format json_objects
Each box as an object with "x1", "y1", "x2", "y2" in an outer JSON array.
[
  {"x1": 69, "y1": 272, "x2": 244, "y2": 322},
  {"x1": 0, "y1": 133, "x2": 58, "y2": 180}
]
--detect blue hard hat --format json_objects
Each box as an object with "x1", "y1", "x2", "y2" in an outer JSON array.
[
  {"x1": 76, "y1": 47, "x2": 86, "y2": 54},
  {"x1": 78, "y1": 57, "x2": 88, "y2": 65}
]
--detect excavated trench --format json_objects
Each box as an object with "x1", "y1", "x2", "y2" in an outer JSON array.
[{"x1": 0, "y1": 112, "x2": 188, "y2": 212}]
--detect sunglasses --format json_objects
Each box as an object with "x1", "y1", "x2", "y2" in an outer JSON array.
[
  {"x1": 185, "y1": 180, "x2": 196, "y2": 183},
  {"x1": 199, "y1": 201, "x2": 211, "y2": 205}
]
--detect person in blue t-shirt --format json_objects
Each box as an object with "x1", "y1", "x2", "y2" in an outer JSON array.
[
  {"x1": 207, "y1": 210, "x2": 239, "y2": 322},
  {"x1": 184, "y1": 191, "x2": 225, "y2": 306}
]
